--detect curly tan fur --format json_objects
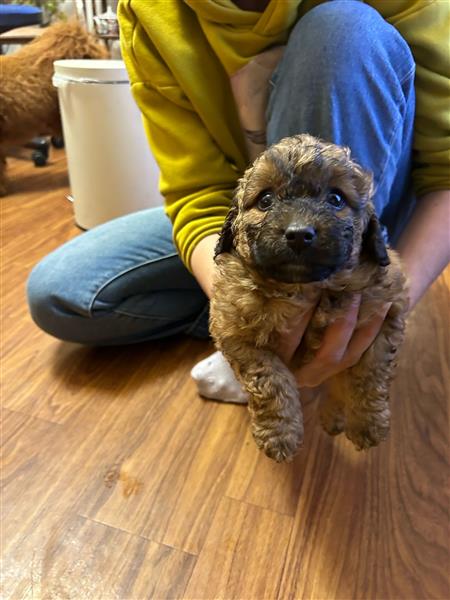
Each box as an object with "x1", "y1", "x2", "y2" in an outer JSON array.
[
  {"x1": 0, "y1": 19, "x2": 108, "y2": 195},
  {"x1": 210, "y1": 134, "x2": 408, "y2": 462}
]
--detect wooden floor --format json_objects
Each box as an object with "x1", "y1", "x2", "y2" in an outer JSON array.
[{"x1": 1, "y1": 149, "x2": 449, "y2": 600}]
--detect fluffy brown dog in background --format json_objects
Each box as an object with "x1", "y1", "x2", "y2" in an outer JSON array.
[
  {"x1": 210, "y1": 134, "x2": 408, "y2": 462},
  {"x1": 0, "y1": 19, "x2": 108, "y2": 195}
]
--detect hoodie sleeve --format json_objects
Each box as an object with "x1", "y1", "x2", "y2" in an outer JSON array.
[{"x1": 118, "y1": 0, "x2": 247, "y2": 270}]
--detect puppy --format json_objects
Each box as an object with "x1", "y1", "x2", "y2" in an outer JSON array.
[
  {"x1": 210, "y1": 134, "x2": 408, "y2": 462},
  {"x1": 0, "y1": 19, "x2": 108, "y2": 195}
]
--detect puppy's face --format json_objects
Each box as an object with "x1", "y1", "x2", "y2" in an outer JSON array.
[{"x1": 217, "y1": 135, "x2": 388, "y2": 284}]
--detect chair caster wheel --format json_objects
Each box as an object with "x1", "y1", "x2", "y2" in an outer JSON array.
[
  {"x1": 32, "y1": 150, "x2": 48, "y2": 167},
  {"x1": 51, "y1": 136, "x2": 64, "y2": 149},
  {"x1": 29, "y1": 137, "x2": 49, "y2": 157}
]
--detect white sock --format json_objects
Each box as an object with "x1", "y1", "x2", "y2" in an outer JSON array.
[{"x1": 191, "y1": 351, "x2": 249, "y2": 405}]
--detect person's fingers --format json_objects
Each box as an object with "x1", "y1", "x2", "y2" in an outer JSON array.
[
  {"x1": 297, "y1": 301, "x2": 391, "y2": 388},
  {"x1": 315, "y1": 294, "x2": 362, "y2": 362},
  {"x1": 340, "y1": 302, "x2": 391, "y2": 369},
  {"x1": 296, "y1": 294, "x2": 361, "y2": 387},
  {"x1": 276, "y1": 305, "x2": 316, "y2": 364}
]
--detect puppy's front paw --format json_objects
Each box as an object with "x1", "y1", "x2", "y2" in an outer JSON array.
[
  {"x1": 252, "y1": 418, "x2": 303, "y2": 463},
  {"x1": 345, "y1": 416, "x2": 389, "y2": 451},
  {"x1": 319, "y1": 411, "x2": 345, "y2": 437}
]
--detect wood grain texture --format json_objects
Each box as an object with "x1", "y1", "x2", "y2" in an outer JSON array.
[
  {"x1": 184, "y1": 496, "x2": 293, "y2": 600},
  {"x1": 1, "y1": 150, "x2": 449, "y2": 599}
]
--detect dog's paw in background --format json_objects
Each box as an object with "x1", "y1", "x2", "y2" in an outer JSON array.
[
  {"x1": 345, "y1": 410, "x2": 390, "y2": 450},
  {"x1": 319, "y1": 411, "x2": 346, "y2": 437},
  {"x1": 318, "y1": 377, "x2": 346, "y2": 436},
  {"x1": 191, "y1": 351, "x2": 249, "y2": 405}
]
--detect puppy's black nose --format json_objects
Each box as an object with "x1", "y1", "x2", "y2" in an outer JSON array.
[{"x1": 285, "y1": 225, "x2": 317, "y2": 251}]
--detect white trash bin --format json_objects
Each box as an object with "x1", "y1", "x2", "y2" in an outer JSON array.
[{"x1": 53, "y1": 59, "x2": 163, "y2": 229}]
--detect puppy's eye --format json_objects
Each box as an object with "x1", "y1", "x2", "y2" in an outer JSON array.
[
  {"x1": 327, "y1": 189, "x2": 347, "y2": 210},
  {"x1": 256, "y1": 191, "x2": 274, "y2": 211}
]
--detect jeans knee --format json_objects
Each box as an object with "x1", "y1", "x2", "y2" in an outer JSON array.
[
  {"x1": 27, "y1": 260, "x2": 71, "y2": 340},
  {"x1": 286, "y1": 1, "x2": 414, "y2": 84},
  {"x1": 299, "y1": 1, "x2": 386, "y2": 34}
]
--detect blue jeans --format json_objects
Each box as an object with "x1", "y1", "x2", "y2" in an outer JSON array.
[{"x1": 27, "y1": 1, "x2": 415, "y2": 345}]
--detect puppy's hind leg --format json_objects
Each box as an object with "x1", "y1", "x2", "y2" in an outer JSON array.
[
  {"x1": 222, "y1": 341, "x2": 303, "y2": 462},
  {"x1": 343, "y1": 316, "x2": 404, "y2": 450},
  {"x1": 343, "y1": 361, "x2": 390, "y2": 450},
  {"x1": 319, "y1": 374, "x2": 346, "y2": 437}
]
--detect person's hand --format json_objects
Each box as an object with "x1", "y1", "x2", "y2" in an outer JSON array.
[{"x1": 276, "y1": 295, "x2": 391, "y2": 388}]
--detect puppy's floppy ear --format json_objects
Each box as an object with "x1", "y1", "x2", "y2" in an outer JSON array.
[
  {"x1": 214, "y1": 205, "x2": 238, "y2": 258},
  {"x1": 362, "y1": 211, "x2": 390, "y2": 267}
]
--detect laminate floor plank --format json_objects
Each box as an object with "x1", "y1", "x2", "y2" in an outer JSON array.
[
  {"x1": 6, "y1": 514, "x2": 197, "y2": 600},
  {"x1": 225, "y1": 388, "x2": 321, "y2": 517},
  {"x1": 184, "y1": 496, "x2": 293, "y2": 600}
]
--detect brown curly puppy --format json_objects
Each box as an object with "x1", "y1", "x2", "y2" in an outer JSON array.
[
  {"x1": 210, "y1": 134, "x2": 408, "y2": 462},
  {"x1": 0, "y1": 19, "x2": 108, "y2": 195}
]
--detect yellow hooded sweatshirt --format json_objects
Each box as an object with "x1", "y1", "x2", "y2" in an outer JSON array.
[{"x1": 118, "y1": 0, "x2": 449, "y2": 270}]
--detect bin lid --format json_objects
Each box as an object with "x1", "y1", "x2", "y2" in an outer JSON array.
[{"x1": 53, "y1": 60, "x2": 129, "y2": 83}]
